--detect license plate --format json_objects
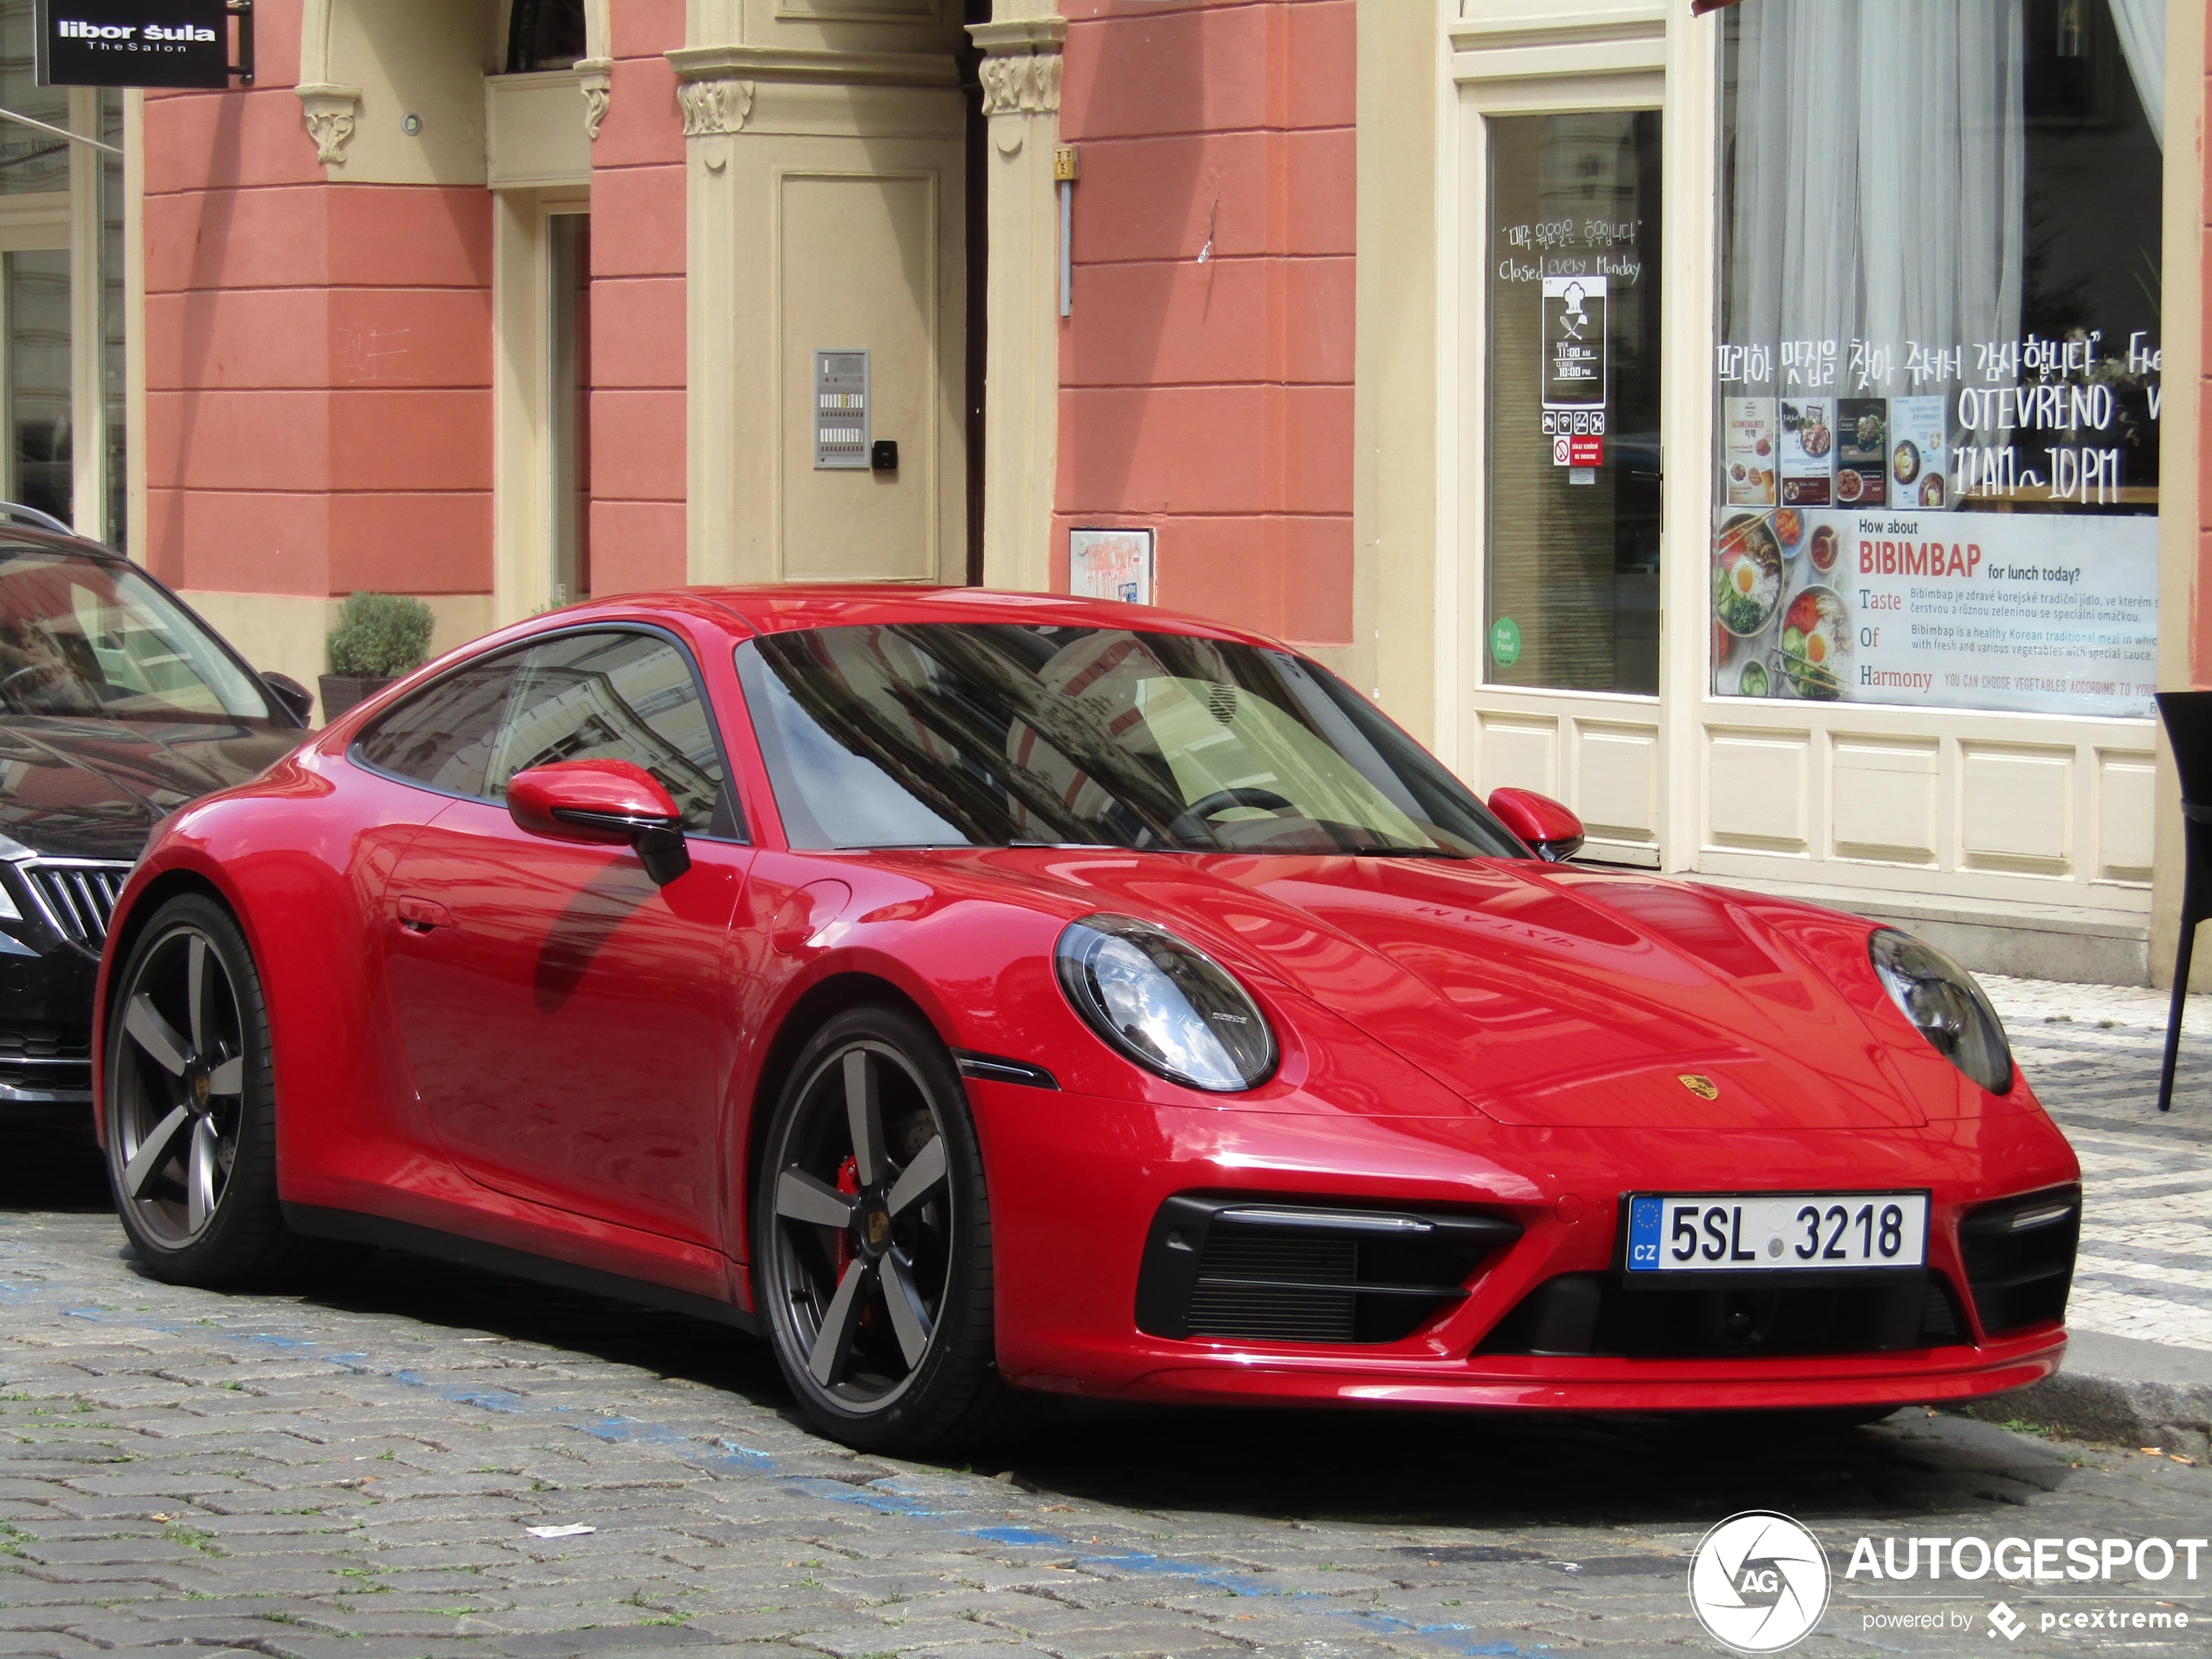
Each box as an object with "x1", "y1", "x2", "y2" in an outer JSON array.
[{"x1": 1624, "y1": 1192, "x2": 1928, "y2": 1274}]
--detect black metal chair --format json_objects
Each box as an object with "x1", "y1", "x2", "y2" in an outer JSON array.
[{"x1": 2155, "y1": 691, "x2": 2212, "y2": 1112}]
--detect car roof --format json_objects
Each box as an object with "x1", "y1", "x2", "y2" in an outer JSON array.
[
  {"x1": 0, "y1": 528, "x2": 125, "y2": 562},
  {"x1": 677, "y1": 584, "x2": 1284, "y2": 650}
]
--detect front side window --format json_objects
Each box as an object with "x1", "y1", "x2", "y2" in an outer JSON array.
[
  {"x1": 486, "y1": 631, "x2": 734, "y2": 836},
  {"x1": 0, "y1": 549, "x2": 272, "y2": 722},
  {"x1": 737, "y1": 624, "x2": 1528, "y2": 858},
  {"x1": 354, "y1": 659, "x2": 516, "y2": 798},
  {"x1": 1713, "y1": 0, "x2": 2161, "y2": 716}
]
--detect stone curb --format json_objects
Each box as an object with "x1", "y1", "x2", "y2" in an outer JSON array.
[{"x1": 1958, "y1": 1331, "x2": 2212, "y2": 1460}]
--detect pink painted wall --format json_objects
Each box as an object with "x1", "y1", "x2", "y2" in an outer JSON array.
[
  {"x1": 143, "y1": 0, "x2": 495, "y2": 601},
  {"x1": 584, "y1": 0, "x2": 687, "y2": 596},
  {"x1": 141, "y1": 0, "x2": 689, "y2": 608},
  {"x1": 1054, "y1": 0, "x2": 1355, "y2": 648}
]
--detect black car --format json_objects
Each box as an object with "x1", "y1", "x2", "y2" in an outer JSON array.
[{"x1": 0, "y1": 511, "x2": 314, "y2": 1120}]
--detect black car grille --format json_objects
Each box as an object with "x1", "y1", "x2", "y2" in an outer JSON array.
[
  {"x1": 1959, "y1": 1185, "x2": 2080, "y2": 1337},
  {"x1": 1136, "y1": 1195, "x2": 1521, "y2": 1345},
  {"x1": 1474, "y1": 1271, "x2": 1968, "y2": 1359},
  {"x1": 22, "y1": 861, "x2": 130, "y2": 945},
  {"x1": 0, "y1": 1022, "x2": 92, "y2": 1101}
]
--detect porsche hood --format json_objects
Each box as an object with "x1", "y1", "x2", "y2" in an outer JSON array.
[{"x1": 1100, "y1": 855, "x2": 1932, "y2": 1130}]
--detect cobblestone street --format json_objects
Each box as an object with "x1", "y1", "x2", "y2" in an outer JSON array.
[{"x1": 2, "y1": 979, "x2": 2209, "y2": 1659}]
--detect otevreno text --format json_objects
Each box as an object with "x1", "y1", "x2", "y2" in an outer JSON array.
[{"x1": 1845, "y1": 1535, "x2": 2208, "y2": 1582}]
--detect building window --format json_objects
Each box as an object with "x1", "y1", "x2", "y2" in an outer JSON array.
[
  {"x1": 1713, "y1": 0, "x2": 2161, "y2": 717},
  {"x1": 505, "y1": 0, "x2": 587, "y2": 74},
  {"x1": 1484, "y1": 112, "x2": 1665, "y2": 696},
  {"x1": 0, "y1": 5, "x2": 70, "y2": 197}
]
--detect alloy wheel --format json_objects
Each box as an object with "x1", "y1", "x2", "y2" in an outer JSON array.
[
  {"x1": 766, "y1": 1040, "x2": 954, "y2": 1412},
  {"x1": 111, "y1": 926, "x2": 246, "y2": 1247}
]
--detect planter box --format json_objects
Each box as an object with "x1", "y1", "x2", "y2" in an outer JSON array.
[{"x1": 318, "y1": 674, "x2": 396, "y2": 721}]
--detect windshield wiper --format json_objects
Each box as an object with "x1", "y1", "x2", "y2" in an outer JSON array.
[{"x1": 1337, "y1": 845, "x2": 1470, "y2": 860}]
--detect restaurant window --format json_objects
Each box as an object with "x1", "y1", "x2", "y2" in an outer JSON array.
[
  {"x1": 1485, "y1": 112, "x2": 1664, "y2": 696},
  {"x1": 1713, "y1": 0, "x2": 2161, "y2": 717}
]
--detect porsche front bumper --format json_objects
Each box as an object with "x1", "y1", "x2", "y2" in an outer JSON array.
[{"x1": 972, "y1": 1082, "x2": 2078, "y2": 1412}]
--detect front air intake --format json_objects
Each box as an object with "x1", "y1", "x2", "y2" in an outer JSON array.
[
  {"x1": 1136, "y1": 1195, "x2": 1521, "y2": 1345},
  {"x1": 1958, "y1": 1185, "x2": 2080, "y2": 1337}
]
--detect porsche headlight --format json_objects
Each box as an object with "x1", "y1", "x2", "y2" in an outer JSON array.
[
  {"x1": 1868, "y1": 928, "x2": 2013, "y2": 1095},
  {"x1": 1055, "y1": 914, "x2": 1277, "y2": 1092}
]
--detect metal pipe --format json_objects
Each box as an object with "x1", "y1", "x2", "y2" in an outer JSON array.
[
  {"x1": 0, "y1": 107, "x2": 120, "y2": 158},
  {"x1": 1058, "y1": 178, "x2": 1072, "y2": 319}
]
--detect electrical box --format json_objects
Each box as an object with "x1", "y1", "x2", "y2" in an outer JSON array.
[{"x1": 813, "y1": 349, "x2": 869, "y2": 469}]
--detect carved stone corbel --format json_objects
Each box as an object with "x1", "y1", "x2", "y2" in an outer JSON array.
[
  {"x1": 576, "y1": 57, "x2": 613, "y2": 141},
  {"x1": 295, "y1": 84, "x2": 362, "y2": 166},
  {"x1": 677, "y1": 77, "x2": 754, "y2": 137},
  {"x1": 976, "y1": 51, "x2": 1061, "y2": 117}
]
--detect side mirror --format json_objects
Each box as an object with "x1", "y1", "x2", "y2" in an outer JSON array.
[
  {"x1": 1487, "y1": 787, "x2": 1585, "y2": 864},
  {"x1": 261, "y1": 671, "x2": 316, "y2": 725},
  {"x1": 507, "y1": 759, "x2": 692, "y2": 886}
]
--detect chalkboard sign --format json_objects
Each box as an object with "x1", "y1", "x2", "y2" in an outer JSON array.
[{"x1": 35, "y1": 0, "x2": 245, "y2": 90}]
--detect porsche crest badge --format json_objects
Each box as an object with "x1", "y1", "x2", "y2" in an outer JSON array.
[{"x1": 1676, "y1": 1074, "x2": 1720, "y2": 1101}]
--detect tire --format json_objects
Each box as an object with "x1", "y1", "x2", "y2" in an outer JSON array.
[
  {"x1": 753, "y1": 1003, "x2": 1012, "y2": 1454},
  {"x1": 104, "y1": 894, "x2": 315, "y2": 1287}
]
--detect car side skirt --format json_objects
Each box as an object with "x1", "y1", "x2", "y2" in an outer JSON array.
[{"x1": 283, "y1": 1204, "x2": 763, "y2": 1336}]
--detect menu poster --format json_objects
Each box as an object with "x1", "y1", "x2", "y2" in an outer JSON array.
[
  {"x1": 1778, "y1": 399, "x2": 1834, "y2": 506},
  {"x1": 1710, "y1": 508, "x2": 2156, "y2": 718},
  {"x1": 1541, "y1": 274, "x2": 1609, "y2": 411},
  {"x1": 1069, "y1": 527, "x2": 1156, "y2": 605},
  {"x1": 1887, "y1": 395, "x2": 1949, "y2": 511},
  {"x1": 1835, "y1": 398, "x2": 1888, "y2": 508},
  {"x1": 1723, "y1": 398, "x2": 1777, "y2": 507}
]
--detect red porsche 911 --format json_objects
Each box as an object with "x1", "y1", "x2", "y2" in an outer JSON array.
[{"x1": 91, "y1": 588, "x2": 2080, "y2": 1452}]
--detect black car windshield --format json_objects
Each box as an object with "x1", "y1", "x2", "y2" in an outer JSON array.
[
  {"x1": 0, "y1": 550, "x2": 273, "y2": 723},
  {"x1": 736, "y1": 623, "x2": 1527, "y2": 858}
]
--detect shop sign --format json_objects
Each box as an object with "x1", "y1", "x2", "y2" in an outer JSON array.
[
  {"x1": 1712, "y1": 506, "x2": 2155, "y2": 718},
  {"x1": 1070, "y1": 528, "x2": 1155, "y2": 608},
  {"x1": 36, "y1": 0, "x2": 240, "y2": 90}
]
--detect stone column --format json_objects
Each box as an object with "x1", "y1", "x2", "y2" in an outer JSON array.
[{"x1": 968, "y1": 3, "x2": 1064, "y2": 596}]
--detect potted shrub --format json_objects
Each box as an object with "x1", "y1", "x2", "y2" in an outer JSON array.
[{"x1": 320, "y1": 591, "x2": 435, "y2": 719}]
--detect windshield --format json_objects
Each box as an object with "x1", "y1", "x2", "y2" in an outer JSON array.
[
  {"x1": 0, "y1": 550, "x2": 273, "y2": 723},
  {"x1": 736, "y1": 623, "x2": 1527, "y2": 858}
]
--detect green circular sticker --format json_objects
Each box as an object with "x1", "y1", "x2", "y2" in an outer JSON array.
[{"x1": 1490, "y1": 617, "x2": 1522, "y2": 667}]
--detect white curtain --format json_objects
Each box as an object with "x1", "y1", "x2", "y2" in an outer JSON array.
[
  {"x1": 1728, "y1": 0, "x2": 2026, "y2": 443},
  {"x1": 2107, "y1": 0, "x2": 2164, "y2": 148}
]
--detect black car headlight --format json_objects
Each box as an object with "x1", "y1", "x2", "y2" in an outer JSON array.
[
  {"x1": 1055, "y1": 914, "x2": 1277, "y2": 1093},
  {"x1": 1868, "y1": 928, "x2": 2013, "y2": 1096}
]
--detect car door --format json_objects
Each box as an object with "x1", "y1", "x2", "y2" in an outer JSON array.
[{"x1": 369, "y1": 627, "x2": 752, "y2": 1248}]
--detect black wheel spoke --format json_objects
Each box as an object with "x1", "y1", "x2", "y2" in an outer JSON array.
[
  {"x1": 885, "y1": 1136, "x2": 946, "y2": 1220},
  {"x1": 123, "y1": 1103, "x2": 192, "y2": 1200},
  {"x1": 776, "y1": 1168, "x2": 857, "y2": 1230},
  {"x1": 125, "y1": 994, "x2": 189, "y2": 1077},
  {"x1": 186, "y1": 935, "x2": 209, "y2": 1055},
  {"x1": 880, "y1": 1248, "x2": 934, "y2": 1368},
  {"x1": 843, "y1": 1050, "x2": 887, "y2": 1187},
  {"x1": 185, "y1": 1117, "x2": 220, "y2": 1233},
  {"x1": 807, "y1": 1258, "x2": 873, "y2": 1386}
]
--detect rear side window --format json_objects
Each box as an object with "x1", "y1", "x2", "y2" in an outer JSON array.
[
  {"x1": 485, "y1": 631, "x2": 736, "y2": 837},
  {"x1": 353, "y1": 658, "x2": 515, "y2": 798}
]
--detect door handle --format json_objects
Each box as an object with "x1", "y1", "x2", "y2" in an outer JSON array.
[{"x1": 395, "y1": 896, "x2": 452, "y2": 933}]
